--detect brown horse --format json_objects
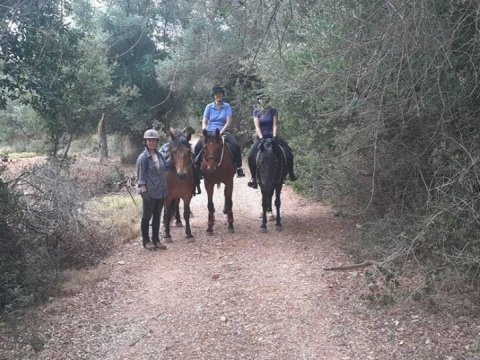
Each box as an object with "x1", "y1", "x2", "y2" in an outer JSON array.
[
  {"x1": 200, "y1": 128, "x2": 236, "y2": 235},
  {"x1": 163, "y1": 128, "x2": 195, "y2": 241}
]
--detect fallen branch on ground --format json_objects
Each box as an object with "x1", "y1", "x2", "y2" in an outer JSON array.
[{"x1": 323, "y1": 261, "x2": 374, "y2": 271}]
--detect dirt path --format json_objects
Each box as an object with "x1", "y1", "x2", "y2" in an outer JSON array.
[{"x1": 1, "y1": 175, "x2": 478, "y2": 359}]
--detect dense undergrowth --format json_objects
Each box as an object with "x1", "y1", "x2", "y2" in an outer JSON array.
[{"x1": 0, "y1": 156, "x2": 137, "y2": 313}]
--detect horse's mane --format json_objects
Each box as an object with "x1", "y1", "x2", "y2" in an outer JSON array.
[{"x1": 257, "y1": 139, "x2": 286, "y2": 188}]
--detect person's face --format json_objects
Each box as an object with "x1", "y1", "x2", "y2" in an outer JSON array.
[
  {"x1": 146, "y1": 138, "x2": 158, "y2": 150},
  {"x1": 213, "y1": 92, "x2": 224, "y2": 103},
  {"x1": 258, "y1": 96, "x2": 269, "y2": 107}
]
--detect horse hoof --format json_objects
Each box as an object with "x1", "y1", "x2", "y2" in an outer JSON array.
[
  {"x1": 186, "y1": 236, "x2": 195, "y2": 243},
  {"x1": 261, "y1": 227, "x2": 267, "y2": 233},
  {"x1": 164, "y1": 237, "x2": 173, "y2": 243},
  {"x1": 206, "y1": 229, "x2": 213, "y2": 236},
  {"x1": 275, "y1": 225, "x2": 283, "y2": 232},
  {"x1": 228, "y1": 227, "x2": 234, "y2": 234},
  {"x1": 175, "y1": 222, "x2": 183, "y2": 228}
]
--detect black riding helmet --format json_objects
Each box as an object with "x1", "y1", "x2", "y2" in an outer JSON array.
[
  {"x1": 211, "y1": 85, "x2": 225, "y2": 97},
  {"x1": 256, "y1": 91, "x2": 266, "y2": 101},
  {"x1": 256, "y1": 91, "x2": 270, "y2": 104}
]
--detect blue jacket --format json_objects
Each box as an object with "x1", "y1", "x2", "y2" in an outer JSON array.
[{"x1": 203, "y1": 101, "x2": 233, "y2": 131}]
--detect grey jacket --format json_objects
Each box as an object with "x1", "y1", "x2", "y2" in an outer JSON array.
[{"x1": 136, "y1": 149, "x2": 168, "y2": 199}]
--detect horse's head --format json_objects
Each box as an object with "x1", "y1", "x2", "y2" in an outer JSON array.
[
  {"x1": 201, "y1": 128, "x2": 223, "y2": 174},
  {"x1": 257, "y1": 138, "x2": 282, "y2": 192},
  {"x1": 168, "y1": 127, "x2": 192, "y2": 180}
]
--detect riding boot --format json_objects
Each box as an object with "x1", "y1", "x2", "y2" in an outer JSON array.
[
  {"x1": 236, "y1": 167, "x2": 245, "y2": 177},
  {"x1": 141, "y1": 218, "x2": 151, "y2": 248},
  {"x1": 285, "y1": 148, "x2": 297, "y2": 181},
  {"x1": 234, "y1": 150, "x2": 245, "y2": 177},
  {"x1": 247, "y1": 145, "x2": 258, "y2": 188},
  {"x1": 247, "y1": 165, "x2": 258, "y2": 188},
  {"x1": 193, "y1": 164, "x2": 202, "y2": 195},
  {"x1": 151, "y1": 215, "x2": 167, "y2": 250},
  {"x1": 287, "y1": 160, "x2": 297, "y2": 181}
]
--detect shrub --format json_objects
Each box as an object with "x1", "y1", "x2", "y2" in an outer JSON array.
[{"x1": 0, "y1": 159, "x2": 115, "y2": 311}]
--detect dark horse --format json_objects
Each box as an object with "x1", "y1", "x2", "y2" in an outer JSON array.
[
  {"x1": 200, "y1": 128, "x2": 236, "y2": 235},
  {"x1": 163, "y1": 128, "x2": 195, "y2": 242},
  {"x1": 256, "y1": 138, "x2": 287, "y2": 232}
]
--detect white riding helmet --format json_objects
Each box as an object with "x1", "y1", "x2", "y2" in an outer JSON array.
[{"x1": 143, "y1": 129, "x2": 160, "y2": 139}]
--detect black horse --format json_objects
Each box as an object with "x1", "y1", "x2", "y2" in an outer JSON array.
[{"x1": 256, "y1": 138, "x2": 288, "y2": 232}]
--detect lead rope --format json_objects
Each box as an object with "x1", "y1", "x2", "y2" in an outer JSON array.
[{"x1": 216, "y1": 135, "x2": 226, "y2": 167}]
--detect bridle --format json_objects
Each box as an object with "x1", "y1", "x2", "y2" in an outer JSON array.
[
  {"x1": 170, "y1": 139, "x2": 194, "y2": 173},
  {"x1": 203, "y1": 135, "x2": 225, "y2": 167}
]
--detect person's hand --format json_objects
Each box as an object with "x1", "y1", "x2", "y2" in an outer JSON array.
[{"x1": 138, "y1": 185, "x2": 147, "y2": 194}]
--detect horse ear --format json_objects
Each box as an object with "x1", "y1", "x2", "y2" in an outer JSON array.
[
  {"x1": 169, "y1": 128, "x2": 175, "y2": 141},
  {"x1": 182, "y1": 127, "x2": 192, "y2": 141},
  {"x1": 203, "y1": 128, "x2": 208, "y2": 137},
  {"x1": 215, "y1": 128, "x2": 220, "y2": 138}
]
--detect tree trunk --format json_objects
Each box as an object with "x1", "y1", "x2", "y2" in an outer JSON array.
[{"x1": 98, "y1": 113, "x2": 108, "y2": 162}]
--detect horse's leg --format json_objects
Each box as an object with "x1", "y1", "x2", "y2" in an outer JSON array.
[
  {"x1": 224, "y1": 179, "x2": 234, "y2": 233},
  {"x1": 274, "y1": 184, "x2": 283, "y2": 231},
  {"x1": 163, "y1": 199, "x2": 174, "y2": 242},
  {"x1": 183, "y1": 198, "x2": 194, "y2": 241},
  {"x1": 266, "y1": 200, "x2": 273, "y2": 221},
  {"x1": 205, "y1": 183, "x2": 215, "y2": 235},
  {"x1": 175, "y1": 199, "x2": 183, "y2": 227},
  {"x1": 260, "y1": 190, "x2": 269, "y2": 232}
]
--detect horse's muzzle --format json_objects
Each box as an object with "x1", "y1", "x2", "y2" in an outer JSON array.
[{"x1": 176, "y1": 172, "x2": 187, "y2": 181}]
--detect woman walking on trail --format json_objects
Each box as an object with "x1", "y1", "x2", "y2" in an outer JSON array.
[
  {"x1": 136, "y1": 129, "x2": 169, "y2": 250},
  {"x1": 193, "y1": 85, "x2": 246, "y2": 185},
  {"x1": 247, "y1": 92, "x2": 297, "y2": 189}
]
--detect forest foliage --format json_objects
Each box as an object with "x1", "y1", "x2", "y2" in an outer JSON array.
[{"x1": 1, "y1": 0, "x2": 480, "y2": 309}]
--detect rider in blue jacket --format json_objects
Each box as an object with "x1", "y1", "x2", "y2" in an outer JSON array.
[{"x1": 194, "y1": 85, "x2": 246, "y2": 183}]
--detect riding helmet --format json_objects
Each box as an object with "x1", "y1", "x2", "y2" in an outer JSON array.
[
  {"x1": 256, "y1": 91, "x2": 266, "y2": 101},
  {"x1": 256, "y1": 91, "x2": 270, "y2": 104},
  {"x1": 211, "y1": 85, "x2": 225, "y2": 96},
  {"x1": 143, "y1": 129, "x2": 160, "y2": 140}
]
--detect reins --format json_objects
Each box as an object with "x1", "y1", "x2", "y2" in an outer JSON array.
[{"x1": 216, "y1": 136, "x2": 226, "y2": 167}]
